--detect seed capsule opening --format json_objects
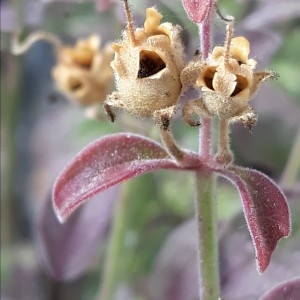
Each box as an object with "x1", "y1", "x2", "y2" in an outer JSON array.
[
  {"x1": 231, "y1": 75, "x2": 248, "y2": 97},
  {"x1": 203, "y1": 67, "x2": 217, "y2": 90},
  {"x1": 137, "y1": 50, "x2": 166, "y2": 78}
]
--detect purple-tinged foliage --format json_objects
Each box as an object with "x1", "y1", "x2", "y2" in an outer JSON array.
[
  {"x1": 260, "y1": 277, "x2": 300, "y2": 300},
  {"x1": 49, "y1": 1, "x2": 292, "y2": 292},
  {"x1": 215, "y1": 167, "x2": 291, "y2": 272},
  {"x1": 53, "y1": 132, "x2": 291, "y2": 274},
  {"x1": 220, "y1": 207, "x2": 299, "y2": 299},
  {"x1": 149, "y1": 210, "x2": 298, "y2": 300},
  {"x1": 181, "y1": 0, "x2": 214, "y2": 23},
  {"x1": 2, "y1": 0, "x2": 297, "y2": 299},
  {"x1": 37, "y1": 187, "x2": 119, "y2": 281},
  {"x1": 53, "y1": 133, "x2": 183, "y2": 222}
]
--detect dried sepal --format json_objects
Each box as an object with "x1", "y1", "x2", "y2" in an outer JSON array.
[
  {"x1": 181, "y1": 21, "x2": 278, "y2": 164},
  {"x1": 105, "y1": 5, "x2": 185, "y2": 127}
]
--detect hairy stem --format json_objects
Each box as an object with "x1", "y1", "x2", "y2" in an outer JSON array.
[
  {"x1": 160, "y1": 128, "x2": 185, "y2": 161},
  {"x1": 123, "y1": 0, "x2": 136, "y2": 46},
  {"x1": 160, "y1": 128, "x2": 201, "y2": 167},
  {"x1": 195, "y1": 171, "x2": 219, "y2": 300},
  {"x1": 198, "y1": 11, "x2": 212, "y2": 59},
  {"x1": 218, "y1": 119, "x2": 230, "y2": 151},
  {"x1": 198, "y1": 8, "x2": 213, "y2": 159},
  {"x1": 195, "y1": 4, "x2": 220, "y2": 300},
  {"x1": 224, "y1": 23, "x2": 233, "y2": 69},
  {"x1": 199, "y1": 117, "x2": 213, "y2": 159},
  {"x1": 216, "y1": 119, "x2": 233, "y2": 164}
]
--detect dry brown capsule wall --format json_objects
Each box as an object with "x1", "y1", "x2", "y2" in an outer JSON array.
[
  {"x1": 52, "y1": 35, "x2": 114, "y2": 108},
  {"x1": 181, "y1": 23, "x2": 278, "y2": 164},
  {"x1": 12, "y1": 32, "x2": 114, "y2": 120},
  {"x1": 105, "y1": 7, "x2": 185, "y2": 126}
]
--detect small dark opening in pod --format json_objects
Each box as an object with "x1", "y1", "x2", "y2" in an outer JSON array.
[
  {"x1": 203, "y1": 67, "x2": 217, "y2": 90},
  {"x1": 231, "y1": 75, "x2": 248, "y2": 97},
  {"x1": 137, "y1": 50, "x2": 166, "y2": 78}
]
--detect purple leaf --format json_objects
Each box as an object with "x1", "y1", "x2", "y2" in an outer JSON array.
[
  {"x1": 181, "y1": 0, "x2": 214, "y2": 23},
  {"x1": 53, "y1": 133, "x2": 181, "y2": 222},
  {"x1": 260, "y1": 277, "x2": 300, "y2": 300},
  {"x1": 36, "y1": 187, "x2": 119, "y2": 281},
  {"x1": 220, "y1": 210, "x2": 300, "y2": 299},
  {"x1": 215, "y1": 166, "x2": 291, "y2": 273}
]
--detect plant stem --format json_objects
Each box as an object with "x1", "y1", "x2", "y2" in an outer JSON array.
[
  {"x1": 216, "y1": 119, "x2": 233, "y2": 164},
  {"x1": 198, "y1": 13, "x2": 212, "y2": 60},
  {"x1": 195, "y1": 4, "x2": 220, "y2": 299},
  {"x1": 97, "y1": 186, "x2": 128, "y2": 300},
  {"x1": 160, "y1": 128, "x2": 185, "y2": 161},
  {"x1": 199, "y1": 117, "x2": 213, "y2": 159},
  {"x1": 198, "y1": 9, "x2": 213, "y2": 160},
  {"x1": 195, "y1": 171, "x2": 219, "y2": 300}
]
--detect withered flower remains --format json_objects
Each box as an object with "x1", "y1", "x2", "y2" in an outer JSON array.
[
  {"x1": 12, "y1": 32, "x2": 114, "y2": 119},
  {"x1": 52, "y1": 35, "x2": 113, "y2": 107},
  {"x1": 181, "y1": 22, "x2": 278, "y2": 164},
  {"x1": 104, "y1": 2, "x2": 185, "y2": 128}
]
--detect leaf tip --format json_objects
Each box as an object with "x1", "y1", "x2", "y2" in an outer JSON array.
[
  {"x1": 218, "y1": 166, "x2": 292, "y2": 274},
  {"x1": 52, "y1": 180, "x2": 72, "y2": 224},
  {"x1": 52, "y1": 193, "x2": 67, "y2": 224},
  {"x1": 256, "y1": 206, "x2": 292, "y2": 274},
  {"x1": 257, "y1": 258, "x2": 269, "y2": 274}
]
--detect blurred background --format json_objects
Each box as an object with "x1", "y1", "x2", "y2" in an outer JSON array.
[{"x1": 1, "y1": 0, "x2": 300, "y2": 299}]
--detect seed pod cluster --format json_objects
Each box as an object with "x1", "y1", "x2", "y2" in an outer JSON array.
[{"x1": 105, "y1": 5, "x2": 185, "y2": 128}]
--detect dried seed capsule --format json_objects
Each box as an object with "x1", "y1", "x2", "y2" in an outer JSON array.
[
  {"x1": 52, "y1": 35, "x2": 114, "y2": 108},
  {"x1": 105, "y1": 3, "x2": 185, "y2": 128},
  {"x1": 181, "y1": 22, "x2": 278, "y2": 164},
  {"x1": 12, "y1": 32, "x2": 114, "y2": 119}
]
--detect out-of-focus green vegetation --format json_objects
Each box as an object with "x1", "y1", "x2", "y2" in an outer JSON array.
[{"x1": 271, "y1": 28, "x2": 300, "y2": 100}]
